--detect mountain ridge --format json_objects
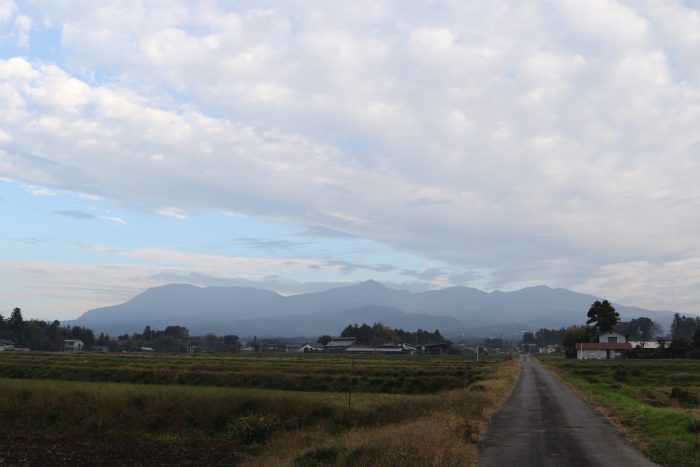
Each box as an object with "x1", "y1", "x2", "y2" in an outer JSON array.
[{"x1": 69, "y1": 280, "x2": 682, "y2": 338}]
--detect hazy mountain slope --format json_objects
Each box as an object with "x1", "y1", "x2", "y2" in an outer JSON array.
[
  {"x1": 407, "y1": 286, "x2": 495, "y2": 317},
  {"x1": 72, "y1": 284, "x2": 286, "y2": 335},
  {"x1": 69, "y1": 280, "x2": 683, "y2": 337},
  {"x1": 230, "y1": 305, "x2": 465, "y2": 337},
  {"x1": 282, "y1": 280, "x2": 414, "y2": 314}
]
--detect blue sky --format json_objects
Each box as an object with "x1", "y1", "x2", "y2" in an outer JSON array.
[{"x1": 2, "y1": 1, "x2": 700, "y2": 320}]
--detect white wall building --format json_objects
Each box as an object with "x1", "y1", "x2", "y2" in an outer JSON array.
[
  {"x1": 64, "y1": 339, "x2": 84, "y2": 352},
  {"x1": 576, "y1": 331, "x2": 632, "y2": 360}
]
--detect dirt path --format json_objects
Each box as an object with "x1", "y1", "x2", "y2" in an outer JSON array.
[{"x1": 478, "y1": 355, "x2": 659, "y2": 467}]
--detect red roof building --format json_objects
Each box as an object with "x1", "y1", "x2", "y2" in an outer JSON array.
[{"x1": 577, "y1": 332, "x2": 632, "y2": 359}]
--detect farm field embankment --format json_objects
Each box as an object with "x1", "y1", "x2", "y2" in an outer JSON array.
[
  {"x1": 541, "y1": 357, "x2": 700, "y2": 467},
  {"x1": 0, "y1": 352, "x2": 519, "y2": 466}
]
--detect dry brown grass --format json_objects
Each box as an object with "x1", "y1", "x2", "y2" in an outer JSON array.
[
  {"x1": 0, "y1": 355, "x2": 520, "y2": 466},
  {"x1": 244, "y1": 357, "x2": 520, "y2": 467}
]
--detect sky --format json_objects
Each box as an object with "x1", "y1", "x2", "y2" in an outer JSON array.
[{"x1": 1, "y1": 0, "x2": 700, "y2": 321}]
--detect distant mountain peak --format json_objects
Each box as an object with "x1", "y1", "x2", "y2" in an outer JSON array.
[
  {"x1": 358, "y1": 279, "x2": 384, "y2": 288},
  {"x1": 68, "y1": 280, "x2": 680, "y2": 338}
]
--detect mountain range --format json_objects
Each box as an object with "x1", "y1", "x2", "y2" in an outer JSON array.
[{"x1": 68, "y1": 280, "x2": 681, "y2": 338}]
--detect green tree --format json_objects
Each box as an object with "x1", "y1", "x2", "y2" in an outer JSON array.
[
  {"x1": 221, "y1": 335, "x2": 241, "y2": 351},
  {"x1": 163, "y1": 325, "x2": 189, "y2": 340},
  {"x1": 693, "y1": 327, "x2": 700, "y2": 350},
  {"x1": 533, "y1": 328, "x2": 566, "y2": 346},
  {"x1": 562, "y1": 325, "x2": 593, "y2": 358},
  {"x1": 670, "y1": 313, "x2": 698, "y2": 346},
  {"x1": 9, "y1": 307, "x2": 24, "y2": 332},
  {"x1": 317, "y1": 335, "x2": 332, "y2": 345},
  {"x1": 586, "y1": 300, "x2": 620, "y2": 333},
  {"x1": 96, "y1": 332, "x2": 110, "y2": 346},
  {"x1": 155, "y1": 335, "x2": 181, "y2": 352}
]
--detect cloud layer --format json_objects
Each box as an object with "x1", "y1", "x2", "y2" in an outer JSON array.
[{"x1": 2, "y1": 1, "x2": 700, "y2": 315}]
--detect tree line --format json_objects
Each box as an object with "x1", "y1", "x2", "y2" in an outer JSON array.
[
  {"x1": 0, "y1": 307, "x2": 95, "y2": 350},
  {"x1": 335, "y1": 322, "x2": 449, "y2": 346},
  {"x1": 669, "y1": 313, "x2": 700, "y2": 348},
  {"x1": 1, "y1": 307, "x2": 244, "y2": 353},
  {"x1": 102, "y1": 325, "x2": 242, "y2": 353}
]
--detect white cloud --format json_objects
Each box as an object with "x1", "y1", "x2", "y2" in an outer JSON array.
[
  {"x1": 0, "y1": 1, "x2": 16, "y2": 24},
  {"x1": 578, "y1": 257, "x2": 700, "y2": 313},
  {"x1": 13, "y1": 13, "x2": 30, "y2": 46},
  {"x1": 0, "y1": 2, "x2": 32, "y2": 47},
  {"x1": 2, "y1": 1, "x2": 700, "y2": 313},
  {"x1": 97, "y1": 215, "x2": 126, "y2": 224},
  {"x1": 78, "y1": 192, "x2": 102, "y2": 201},
  {"x1": 155, "y1": 207, "x2": 187, "y2": 219},
  {"x1": 24, "y1": 184, "x2": 56, "y2": 196}
]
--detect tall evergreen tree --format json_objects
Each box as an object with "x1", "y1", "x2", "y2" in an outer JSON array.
[{"x1": 586, "y1": 300, "x2": 620, "y2": 333}]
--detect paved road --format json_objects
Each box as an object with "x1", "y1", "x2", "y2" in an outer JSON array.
[{"x1": 478, "y1": 355, "x2": 659, "y2": 467}]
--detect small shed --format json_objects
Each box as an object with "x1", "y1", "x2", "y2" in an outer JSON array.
[{"x1": 64, "y1": 339, "x2": 84, "y2": 352}]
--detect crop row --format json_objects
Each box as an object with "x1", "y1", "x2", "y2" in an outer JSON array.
[{"x1": 0, "y1": 353, "x2": 492, "y2": 393}]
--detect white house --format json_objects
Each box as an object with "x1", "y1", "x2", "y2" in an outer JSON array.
[
  {"x1": 598, "y1": 331, "x2": 626, "y2": 344},
  {"x1": 64, "y1": 339, "x2": 84, "y2": 352},
  {"x1": 0, "y1": 339, "x2": 15, "y2": 351},
  {"x1": 576, "y1": 331, "x2": 631, "y2": 360},
  {"x1": 539, "y1": 345, "x2": 561, "y2": 354},
  {"x1": 628, "y1": 340, "x2": 664, "y2": 350}
]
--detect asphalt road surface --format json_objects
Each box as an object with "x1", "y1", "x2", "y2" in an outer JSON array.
[{"x1": 478, "y1": 355, "x2": 659, "y2": 467}]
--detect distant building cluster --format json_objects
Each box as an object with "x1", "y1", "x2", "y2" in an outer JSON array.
[{"x1": 282, "y1": 337, "x2": 451, "y2": 355}]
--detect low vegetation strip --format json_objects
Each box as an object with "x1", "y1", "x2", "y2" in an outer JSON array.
[
  {"x1": 0, "y1": 352, "x2": 494, "y2": 394},
  {"x1": 541, "y1": 358, "x2": 700, "y2": 467},
  {"x1": 0, "y1": 355, "x2": 519, "y2": 466},
  {"x1": 252, "y1": 356, "x2": 520, "y2": 466}
]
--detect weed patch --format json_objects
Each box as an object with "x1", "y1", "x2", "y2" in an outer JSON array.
[{"x1": 227, "y1": 414, "x2": 280, "y2": 445}]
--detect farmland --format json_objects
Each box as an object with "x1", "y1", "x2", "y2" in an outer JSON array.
[
  {"x1": 0, "y1": 352, "x2": 518, "y2": 466},
  {"x1": 542, "y1": 357, "x2": 700, "y2": 467}
]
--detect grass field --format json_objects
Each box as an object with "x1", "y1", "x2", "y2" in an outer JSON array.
[
  {"x1": 0, "y1": 351, "x2": 486, "y2": 393},
  {"x1": 541, "y1": 357, "x2": 700, "y2": 467},
  {"x1": 0, "y1": 352, "x2": 519, "y2": 466}
]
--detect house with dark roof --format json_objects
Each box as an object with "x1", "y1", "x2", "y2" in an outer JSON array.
[
  {"x1": 325, "y1": 337, "x2": 356, "y2": 352},
  {"x1": 576, "y1": 331, "x2": 632, "y2": 360}
]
